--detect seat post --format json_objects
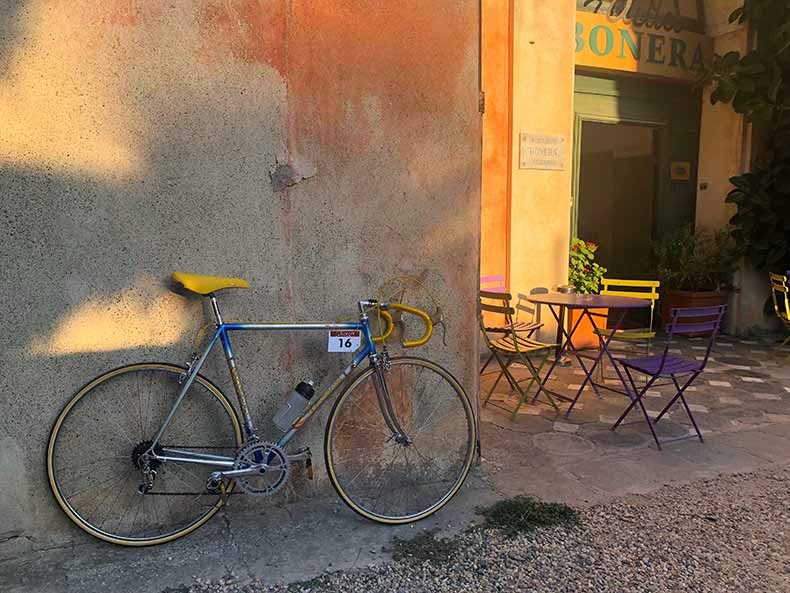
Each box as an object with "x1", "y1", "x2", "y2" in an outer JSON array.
[{"x1": 209, "y1": 295, "x2": 224, "y2": 324}]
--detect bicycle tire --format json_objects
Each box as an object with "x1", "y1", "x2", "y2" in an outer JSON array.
[
  {"x1": 47, "y1": 363, "x2": 243, "y2": 546},
  {"x1": 324, "y1": 356, "x2": 476, "y2": 523}
]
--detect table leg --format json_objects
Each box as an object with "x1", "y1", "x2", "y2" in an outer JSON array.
[
  {"x1": 535, "y1": 305, "x2": 564, "y2": 387},
  {"x1": 588, "y1": 308, "x2": 631, "y2": 396},
  {"x1": 565, "y1": 308, "x2": 628, "y2": 417},
  {"x1": 554, "y1": 306, "x2": 566, "y2": 360},
  {"x1": 531, "y1": 306, "x2": 585, "y2": 407}
]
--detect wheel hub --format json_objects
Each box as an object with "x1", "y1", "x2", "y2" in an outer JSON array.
[{"x1": 131, "y1": 441, "x2": 162, "y2": 471}]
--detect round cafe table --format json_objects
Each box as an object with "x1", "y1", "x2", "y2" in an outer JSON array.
[{"x1": 526, "y1": 292, "x2": 651, "y2": 416}]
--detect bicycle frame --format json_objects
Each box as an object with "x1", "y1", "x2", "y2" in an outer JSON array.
[{"x1": 148, "y1": 297, "x2": 391, "y2": 470}]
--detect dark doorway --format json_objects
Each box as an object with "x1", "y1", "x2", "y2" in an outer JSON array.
[{"x1": 577, "y1": 121, "x2": 658, "y2": 279}]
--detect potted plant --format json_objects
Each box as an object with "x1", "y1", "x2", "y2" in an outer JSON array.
[
  {"x1": 652, "y1": 225, "x2": 741, "y2": 325},
  {"x1": 567, "y1": 238, "x2": 607, "y2": 349}
]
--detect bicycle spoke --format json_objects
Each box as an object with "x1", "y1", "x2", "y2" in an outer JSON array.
[
  {"x1": 328, "y1": 358, "x2": 473, "y2": 521},
  {"x1": 134, "y1": 372, "x2": 147, "y2": 439},
  {"x1": 99, "y1": 474, "x2": 134, "y2": 530},
  {"x1": 49, "y1": 365, "x2": 240, "y2": 544}
]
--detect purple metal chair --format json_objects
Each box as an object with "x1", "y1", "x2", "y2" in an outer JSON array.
[{"x1": 611, "y1": 305, "x2": 726, "y2": 449}]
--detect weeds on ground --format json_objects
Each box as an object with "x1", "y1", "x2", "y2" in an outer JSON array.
[
  {"x1": 287, "y1": 576, "x2": 326, "y2": 592},
  {"x1": 390, "y1": 530, "x2": 460, "y2": 563},
  {"x1": 477, "y1": 495, "x2": 579, "y2": 536}
]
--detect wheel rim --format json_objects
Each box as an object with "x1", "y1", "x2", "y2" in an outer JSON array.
[
  {"x1": 326, "y1": 358, "x2": 475, "y2": 522},
  {"x1": 48, "y1": 364, "x2": 241, "y2": 544}
]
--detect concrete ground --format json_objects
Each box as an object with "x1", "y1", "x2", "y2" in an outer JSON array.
[{"x1": 1, "y1": 336, "x2": 788, "y2": 593}]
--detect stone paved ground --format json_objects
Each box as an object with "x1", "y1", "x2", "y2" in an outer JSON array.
[
  {"x1": 2, "y1": 336, "x2": 788, "y2": 593},
  {"x1": 478, "y1": 334, "x2": 790, "y2": 505}
]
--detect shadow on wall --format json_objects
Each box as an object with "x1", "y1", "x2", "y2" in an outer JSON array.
[
  {"x1": 0, "y1": 0, "x2": 286, "y2": 547},
  {"x1": 0, "y1": 0, "x2": 481, "y2": 547}
]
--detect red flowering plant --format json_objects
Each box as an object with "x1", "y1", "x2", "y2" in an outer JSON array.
[{"x1": 568, "y1": 237, "x2": 607, "y2": 294}]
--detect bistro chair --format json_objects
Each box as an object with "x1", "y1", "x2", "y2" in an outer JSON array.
[
  {"x1": 479, "y1": 291, "x2": 559, "y2": 416},
  {"x1": 515, "y1": 287, "x2": 549, "y2": 327},
  {"x1": 595, "y1": 278, "x2": 660, "y2": 383},
  {"x1": 479, "y1": 285, "x2": 542, "y2": 376},
  {"x1": 611, "y1": 305, "x2": 726, "y2": 450},
  {"x1": 769, "y1": 272, "x2": 790, "y2": 355},
  {"x1": 480, "y1": 274, "x2": 507, "y2": 293}
]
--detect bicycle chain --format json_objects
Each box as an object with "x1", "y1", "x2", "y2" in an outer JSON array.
[{"x1": 139, "y1": 445, "x2": 238, "y2": 496}]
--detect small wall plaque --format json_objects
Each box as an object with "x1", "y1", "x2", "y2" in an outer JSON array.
[
  {"x1": 519, "y1": 133, "x2": 567, "y2": 171},
  {"x1": 671, "y1": 161, "x2": 691, "y2": 181}
]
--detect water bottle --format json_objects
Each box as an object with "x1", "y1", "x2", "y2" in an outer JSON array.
[{"x1": 272, "y1": 380, "x2": 316, "y2": 432}]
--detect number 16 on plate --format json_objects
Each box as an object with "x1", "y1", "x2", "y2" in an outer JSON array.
[{"x1": 328, "y1": 330, "x2": 362, "y2": 352}]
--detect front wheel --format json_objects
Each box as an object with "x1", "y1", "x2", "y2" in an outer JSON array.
[{"x1": 325, "y1": 356, "x2": 476, "y2": 523}]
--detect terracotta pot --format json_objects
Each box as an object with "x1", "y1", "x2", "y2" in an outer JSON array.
[
  {"x1": 660, "y1": 289, "x2": 728, "y2": 327},
  {"x1": 568, "y1": 308, "x2": 608, "y2": 350}
]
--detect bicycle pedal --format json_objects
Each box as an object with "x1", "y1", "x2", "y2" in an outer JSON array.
[
  {"x1": 294, "y1": 447, "x2": 314, "y2": 480},
  {"x1": 206, "y1": 473, "x2": 223, "y2": 494}
]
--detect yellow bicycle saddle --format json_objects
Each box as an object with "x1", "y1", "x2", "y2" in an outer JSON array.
[{"x1": 171, "y1": 272, "x2": 249, "y2": 295}]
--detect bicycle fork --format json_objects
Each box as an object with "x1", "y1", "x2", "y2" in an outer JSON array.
[{"x1": 371, "y1": 352, "x2": 412, "y2": 446}]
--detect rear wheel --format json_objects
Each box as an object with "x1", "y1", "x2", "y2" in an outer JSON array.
[
  {"x1": 325, "y1": 356, "x2": 476, "y2": 523},
  {"x1": 47, "y1": 363, "x2": 242, "y2": 546}
]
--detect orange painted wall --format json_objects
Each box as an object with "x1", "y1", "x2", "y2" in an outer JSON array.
[{"x1": 480, "y1": 0, "x2": 511, "y2": 285}]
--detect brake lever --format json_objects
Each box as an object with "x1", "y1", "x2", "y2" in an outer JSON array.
[{"x1": 431, "y1": 307, "x2": 447, "y2": 347}]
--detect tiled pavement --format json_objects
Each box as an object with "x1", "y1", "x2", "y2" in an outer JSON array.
[{"x1": 479, "y1": 334, "x2": 790, "y2": 505}]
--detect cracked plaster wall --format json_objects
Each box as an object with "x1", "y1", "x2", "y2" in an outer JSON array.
[{"x1": 0, "y1": 0, "x2": 481, "y2": 549}]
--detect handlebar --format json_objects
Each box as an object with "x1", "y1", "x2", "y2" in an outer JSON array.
[
  {"x1": 390, "y1": 303, "x2": 433, "y2": 347},
  {"x1": 371, "y1": 309, "x2": 395, "y2": 343},
  {"x1": 368, "y1": 302, "x2": 434, "y2": 347}
]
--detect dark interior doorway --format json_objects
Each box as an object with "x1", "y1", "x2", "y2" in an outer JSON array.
[{"x1": 577, "y1": 121, "x2": 658, "y2": 279}]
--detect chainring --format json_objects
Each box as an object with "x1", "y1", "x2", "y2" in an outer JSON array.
[{"x1": 233, "y1": 441, "x2": 290, "y2": 497}]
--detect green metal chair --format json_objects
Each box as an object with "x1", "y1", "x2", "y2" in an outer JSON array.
[
  {"x1": 479, "y1": 290, "x2": 560, "y2": 417},
  {"x1": 770, "y1": 272, "x2": 790, "y2": 355},
  {"x1": 479, "y1": 282, "x2": 542, "y2": 376}
]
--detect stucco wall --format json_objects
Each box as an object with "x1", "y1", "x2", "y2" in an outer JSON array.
[
  {"x1": 0, "y1": 0, "x2": 481, "y2": 548},
  {"x1": 696, "y1": 0, "x2": 770, "y2": 334},
  {"x1": 509, "y1": 0, "x2": 575, "y2": 336},
  {"x1": 697, "y1": 1, "x2": 749, "y2": 230}
]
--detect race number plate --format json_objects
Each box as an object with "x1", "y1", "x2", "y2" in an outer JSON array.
[{"x1": 328, "y1": 330, "x2": 362, "y2": 352}]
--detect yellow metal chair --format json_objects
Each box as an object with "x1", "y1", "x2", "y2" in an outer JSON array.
[
  {"x1": 595, "y1": 278, "x2": 660, "y2": 381},
  {"x1": 769, "y1": 272, "x2": 790, "y2": 354}
]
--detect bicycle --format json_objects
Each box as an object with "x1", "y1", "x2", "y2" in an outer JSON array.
[{"x1": 47, "y1": 272, "x2": 477, "y2": 546}]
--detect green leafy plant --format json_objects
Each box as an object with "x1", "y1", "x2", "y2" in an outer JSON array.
[
  {"x1": 726, "y1": 167, "x2": 790, "y2": 270},
  {"x1": 651, "y1": 225, "x2": 741, "y2": 293},
  {"x1": 702, "y1": 0, "x2": 790, "y2": 274},
  {"x1": 702, "y1": 0, "x2": 790, "y2": 124},
  {"x1": 568, "y1": 238, "x2": 607, "y2": 294}
]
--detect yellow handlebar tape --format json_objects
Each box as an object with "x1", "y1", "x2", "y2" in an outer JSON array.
[
  {"x1": 371, "y1": 310, "x2": 394, "y2": 343},
  {"x1": 389, "y1": 303, "x2": 433, "y2": 347},
  {"x1": 370, "y1": 304, "x2": 434, "y2": 347}
]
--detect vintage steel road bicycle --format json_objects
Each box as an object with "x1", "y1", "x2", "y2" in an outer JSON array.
[{"x1": 47, "y1": 273, "x2": 476, "y2": 546}]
